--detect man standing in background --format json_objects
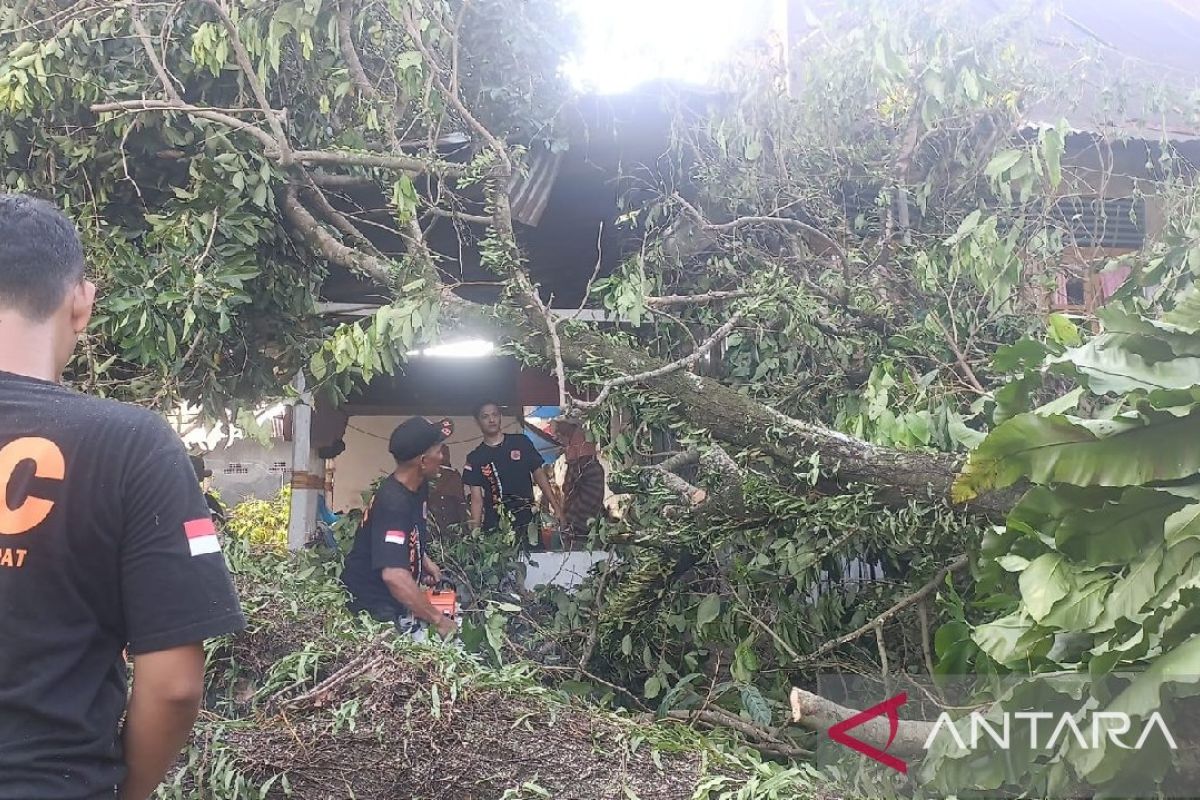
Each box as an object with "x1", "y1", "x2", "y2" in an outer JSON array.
[
  {"x1": 464, "y1": 401, "x2": 563, "y2": 551},
  {"x1": 427, "y1": 443, "x2": 469, "y2": 533},
  {"x1": 555, "y1": 418, "x2": 607, "y2": 542}
]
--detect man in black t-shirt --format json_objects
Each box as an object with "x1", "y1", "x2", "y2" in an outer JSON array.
[
  {"x1": 463, "y1": 401, "x2": 563, "y2": 551},
  {"x1": 0, "y1": 195, "x2": 246, "y2": 800},
  {"x1": 340, "y1": 417, "x2": 457, "y2": 641}
]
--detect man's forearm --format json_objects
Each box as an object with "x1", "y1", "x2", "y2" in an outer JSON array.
[
  {"x1": 535, "y1": 470, "x2": 564, "y2": 517},
  {"x1": 120, "y1": 669, "x2": 203, "y2": 800},
  {"x1": 383, "y1": 569, "x2": 447, "y2": 626},
  {"x1": 422, "y1": 555, "x2": 441, "y2": 583},
  {"x1": 469, "y1": 492, "x2": 483, "y2": 529}
]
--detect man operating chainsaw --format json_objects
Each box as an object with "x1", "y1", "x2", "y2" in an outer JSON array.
[{"x1": 340, "y1": 416, "x2": 457, "y2": 641}]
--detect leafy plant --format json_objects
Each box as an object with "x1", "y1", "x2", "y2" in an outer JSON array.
[
  {"x1": 225, "y1": 488, "x2": 291, "y2": 551},
  {"x1": 931, "y1": 284, "x2": 1200, "y2": 795}
]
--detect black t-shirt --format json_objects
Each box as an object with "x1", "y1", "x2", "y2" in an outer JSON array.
[
  {"x1": 341, "y1": 477, "x2": 430, "y2": 617},
  {"x1": 462, "y1": 433, "x2": 544, "y2": 530},
  {"x1": 0, "y1": 371, "x2": 246, "y2": 800}
]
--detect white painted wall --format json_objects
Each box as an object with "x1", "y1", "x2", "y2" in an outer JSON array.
[
  {"x1": 522, "y1": 550, "x2": 612, "y2": 590},
  {"x1": 204, "y1": 437, "x2": 292, "y2": 505}
]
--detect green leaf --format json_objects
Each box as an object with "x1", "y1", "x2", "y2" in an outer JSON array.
[
  {"x1": 961, "y1": 67, "x2": 980, "y2": 102},
  {"x1": 1019, "y1": 554, "x2": 1071, "y2": 621},
  {"x1": 1040, "y1": 572, "x2": 1112, "y2": 631},
  {"x1": 984, "y1": 149, "x2": 1023, "y2": 180},
  {"x1": 1053, "y1": 486, "x2": 1190, "y2": 566},
  {"x1": 621, "y1": 634, "x2": 632, "y2": 657},
  {"x1": 954, "y1": 409, "x2": 1200, "y2": 501},
  {"x1": 993, "y1": 338, "x2": 1050, "y2": 373},
  {"x1": 973, "y1": 611, "x2": 1040, "y2": 665},
  {"x1": 733, "y1": 636, "x2": 759, "y2": 682},
  {"x1": 997, "y1": 555, "x2": 1030, "y2": 572},
  {"x1": 1097, "y1": 544, "x2": 1166, "y2": 630},
  {"x1": 1106, "y1": 635, "x2": 1200, "y2": 717},
  {"x1": 1162, "y1": 286, "x2": 1200, "y2": 333},
  {"x1": 740, "y1": 685, "x2": 772, "y2": 727},
  {"x1": 696, "y1": 594, "x2": 721, "y2": 627},
  {"x1": 1048, "y1": 313, "x2": 1082, "y2": 347},
  {"x1": 1041, "y1": 124, "x2": 1064, "y2": 189},
  {"x1": 643, "y1": 674, "x2": 662, "y2": 700},
  {"x1": 945, "y1": 209, "x2": 982, "y2": 246},
  {"x1": 1050, "y1": 336, "x2": 1200, "y2": 396},
  {"x1": 656, "y1": 673, "x2": 703, "y2": 717}
]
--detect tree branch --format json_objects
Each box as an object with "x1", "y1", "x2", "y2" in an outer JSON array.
[
  {"x1": 399, "y1": 4, "x2": 511, "y2": 173},
  {"x1": 790, "y1": 688, "x2": 933, "y2": 755},
  {"x1": 574, "y1": 311, "x2": 745, "y2": 410},
  {"x1": 91, "y1": 100, "x2": 281, "y2": 153},
  {"x1": 130, "y1": 2, "x2": 183, "y2": 104},
  {"x1": 336, "y1": 0, "x2": 377, "y2": 99},
  {"x1": 651, "y1": 450, "x2": 708, "y2": 505},
  {"x1": 292, "y1": 149, "x2": 465, "y2": 177},
  {"x1": 675, "y1": 193, "x2": 851, "y2": 274},
  {"x1": 802, "y1": 554, "x2": 969, "y2": 662},
  {"x1": 644, "y1": 289, "x2": 754, "y2": 308},
  {"x1": 662, "y1": 709, "x2": 812, "y2": 759},
  {"x1": 280, "y1": 184, "x2": 393, "y2": 287},
  {"x1": 301, "y1": 184, "x2": 383, "y2": 258},
  {"x1": 202, "y1": 0, "x2": 292, "y2": 163}
]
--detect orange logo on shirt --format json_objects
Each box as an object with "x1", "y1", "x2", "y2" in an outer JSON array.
[{"x1": 0, "y1": 437, "x2": 65, "y2": 535}]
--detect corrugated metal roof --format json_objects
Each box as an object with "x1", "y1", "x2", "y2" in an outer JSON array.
[{"x1": 507, "y1": 146, "x2": 564, "y2": 227}]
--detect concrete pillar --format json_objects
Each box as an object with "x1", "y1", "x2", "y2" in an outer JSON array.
[{"x1": 286, "y1": 373, "x2": 319, "y2": 551}]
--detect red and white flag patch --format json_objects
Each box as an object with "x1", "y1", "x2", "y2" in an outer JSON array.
[
  {"x1": 385, "y1": 529, "x2": 408, "y2": 546},
  {"x1": 184, "y1": 517, "x2": 221, "y2": 556}
]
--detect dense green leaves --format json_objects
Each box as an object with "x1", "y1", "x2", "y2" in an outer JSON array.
[{"x1": 934, "y1": 278, "x2": 1200, "y2": 794}]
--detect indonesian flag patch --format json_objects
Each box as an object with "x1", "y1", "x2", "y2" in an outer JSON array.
[
  {"x1": 184, "y1": 517, "x2": 221, "y2": 556},
  {"x1": 385, "y1": 529, "x2": 408, "y2": 546}
]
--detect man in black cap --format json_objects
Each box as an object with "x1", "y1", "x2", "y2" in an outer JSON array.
[
  {"x1": 340, "y1": 417, "x2": 457, "y2": 640},
  {"x1": 190, "y1": 453, "x2": 226, "y2": 525}
]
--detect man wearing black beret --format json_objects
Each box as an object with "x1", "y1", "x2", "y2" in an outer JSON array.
[{"x1": 340, "y1": 417, "x2": 457, "y2": 640}]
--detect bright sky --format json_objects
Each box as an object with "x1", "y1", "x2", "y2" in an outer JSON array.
[{"x1": 563, "y1": 0, "x2": 781, "y2": 94}]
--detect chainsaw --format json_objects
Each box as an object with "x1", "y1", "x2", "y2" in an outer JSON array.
[{"x1": 424, "y1": 578, "x2": 458, "y2": 620}]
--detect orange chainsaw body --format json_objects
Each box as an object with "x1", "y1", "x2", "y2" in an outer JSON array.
[{"x1": 425, "y1": 582, "x2": 458, "y2": 619}]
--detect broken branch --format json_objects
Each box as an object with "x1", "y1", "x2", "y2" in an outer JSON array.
[{"x1": 574, "y1": 311, "x2": 745, "y2": 410}]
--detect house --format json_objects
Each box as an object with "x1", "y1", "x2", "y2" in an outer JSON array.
[{"x1": 790, "y1": 0, "x2": 1200, "y2": 317}]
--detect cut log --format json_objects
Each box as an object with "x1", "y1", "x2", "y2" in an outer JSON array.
[{"x1": 790, "y1": 687, "x2": 935, "y2": 756}]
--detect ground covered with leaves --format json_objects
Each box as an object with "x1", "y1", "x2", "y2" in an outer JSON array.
[{"x1": 158, "y1": 538, "x2": 839, "y2": 800}]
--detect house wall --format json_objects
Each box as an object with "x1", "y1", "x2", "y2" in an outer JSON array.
[
  {"x1": 204, "y1": 437, "x2": 292, "y2": 506},
  {"x1": 1060, "y1": 137, "x2": 1166, "y2": 236}
]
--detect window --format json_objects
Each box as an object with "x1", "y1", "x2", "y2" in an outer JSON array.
[
  {"x1": 1043, "y1": 197, "x2": 1142, "y2": 314},
  {"x1": 1052, "y1": 196, "x2": 1145, "y2": 250}
]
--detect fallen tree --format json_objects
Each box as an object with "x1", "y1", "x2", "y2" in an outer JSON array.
[
  {"x1": 7, "y1": 2, "x2": 1200, "y2": 795},
  {"x1": 183, "y1": 537, "x2": 837, "y2": 800}
]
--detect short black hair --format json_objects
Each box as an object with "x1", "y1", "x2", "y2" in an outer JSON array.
[
  {"x1": 473, "y1": 400, "x2": 502, "y2": 420},
  {"x1": 0, "y1": 194, "x2": 85, "y2": 320}
]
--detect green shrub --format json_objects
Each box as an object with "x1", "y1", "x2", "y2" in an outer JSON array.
[{"x1": 225, "y1": 487, "x2": 291, "y2": 550}]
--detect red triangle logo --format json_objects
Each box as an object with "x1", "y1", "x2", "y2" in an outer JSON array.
[{"x1": 827, "y1": 692, "x2": 909, "y2": 774}]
